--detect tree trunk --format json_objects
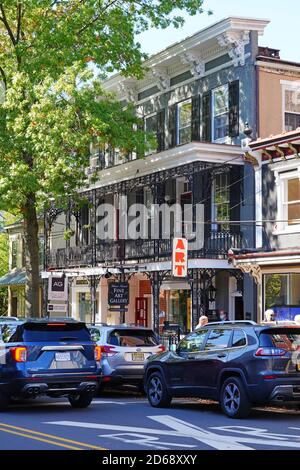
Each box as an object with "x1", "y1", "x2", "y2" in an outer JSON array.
[{"x1": 22, "y1": 194, "x2": 40, "y2": 317}]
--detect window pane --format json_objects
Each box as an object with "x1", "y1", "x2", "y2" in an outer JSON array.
[
  {"x1": 145, "y1": 114, "x2": 157, "y2": 154},
  {"x1": 288, "y1": 178, "x2": 300, "y2": 202},
  {"x1": 178, "y1": 100, "x2": 191, "y2": 144},
  {"x1": 265, "y1": 274, "x2": 289, "y2": 308},
  {"x1": 205, "y1": 329, "x2": 232, "y2": 350},
  {"x1": 232, "y1": 330, "x2": 247, "y2": 347},
  {"x1": 288, "y1": 203, "x2": 300, "y2": 225},
  {"x1": 214, "y1": 87, "x2": 229, "y2": 115},
  {"x1": 179, "y1": 330, "x2": 207, "y2": 353},
  {"x1": 285, "y1": 113, "x2": 300, "y2": 132},
  {"x1": 285, "y1": 89, "x2": 300, "y2": 114}
]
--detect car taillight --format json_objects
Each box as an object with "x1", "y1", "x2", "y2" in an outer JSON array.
[
  {"x1": 100, "y1": 345, "x2": 117, "y2": 356},
  {"x1": 10, "y1": 347, "x2": 27, "y2": 363},
  {"x1": 158, "y1": 345, "x2": 165, "y2": 353},
  {"x1": 255, "y1": 347, "x2": 287, "y2": 357},
  {"x1": 94, "y1": 345, "x2": 102, "y2": 361}
]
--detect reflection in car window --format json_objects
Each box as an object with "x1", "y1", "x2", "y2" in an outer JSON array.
[
  {"x1": 0, "y1": 325, "x2": 18, "y2": 343},
  {"x1": 89, "y1": 328, "x2": 101, "y2": 342},
  {"x1": 232, "y1": 330, "x2": 247, "y2": 348},
  {"x1": 178, "y1": 330, "x2": 207, "y2": 353},
  {"x1": 205, "y1": 329, "x2": 232, "y2": 351}
]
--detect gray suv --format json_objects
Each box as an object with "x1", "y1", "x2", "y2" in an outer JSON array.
[{"x1": 88, "y1": 324, "x2": 164, "y2": 391}]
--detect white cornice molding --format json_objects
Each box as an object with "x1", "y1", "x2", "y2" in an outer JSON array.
[
  {"x1": 256, "y1": 60, "x2": 300, "y2": 76},
  {"x1": 179, "y1": 52, "x2": 205, "y2": 78},
  {"x1": 217, "y1": 30, "x2": 250, "y2": 67},
  {"x1": 151, "y1": 67, "x2": 170, "y2": 91},
  {"x1": 117, "y1": 79, "x2": 138, "y2": 103},
  {"x1": 87, "y1": 142, "x2": 243, "y2": 190},
  {"x1": 103, "y1": 17, "x2": 269, "y2": 93}
]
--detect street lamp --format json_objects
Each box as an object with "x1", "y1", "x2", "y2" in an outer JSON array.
[{"x1": 207, "y1": 284, "x2": 217, "y2": 303}]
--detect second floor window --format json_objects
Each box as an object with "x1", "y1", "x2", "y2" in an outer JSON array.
[
  {"x1": 177, "y1": 99, "x2": 192, "y2": 145},
  {"x1": 284, "y1": 177, "x2": 300, "y2": 225},
  {"x1": 284, "y1": 87, "x2": 300, "y2": 131},
  {"x1": 212, "y1": 85, "x2": 229, "y2": 142},
  {"x1": 212, "y1": 173, "x2": 230, "y2": 231}
]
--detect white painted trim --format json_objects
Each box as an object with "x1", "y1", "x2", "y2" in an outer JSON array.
[
  {"x1": 87, "y1": 142, "x2": 243, "y2": 191},
  {"x1": 255, "y1": 166, "x2": 263, "y2": 248}
]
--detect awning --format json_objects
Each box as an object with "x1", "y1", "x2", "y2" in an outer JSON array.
[{"x1": 0, "y1": 269, "x2": 26, "y2": 286}]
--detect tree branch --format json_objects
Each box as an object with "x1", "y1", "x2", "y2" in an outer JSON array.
[
  {"x1": 16, "y1": 1, "x2": 22, "y2": 43},
  {"x1": 0, "y1": 4, "x2": 17, "y2": 46},
  {"x1": 0, "y1": 65, "x2": 6, "y2": 88},
  {"x1": 77, "y1": 0, "x2": 120, "y2": 36}
]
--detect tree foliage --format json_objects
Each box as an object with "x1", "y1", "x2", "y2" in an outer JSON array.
[{"x1": 0, "y1": 0, "x2": 207, "y2": 315}]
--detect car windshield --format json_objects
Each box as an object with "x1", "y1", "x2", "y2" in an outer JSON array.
[
  {"x1": 259, "y1": 328, "x2": 300, "y2": 351},
  {"x1": 108, "y1": 329, "x2": 158, "y2": 347}
]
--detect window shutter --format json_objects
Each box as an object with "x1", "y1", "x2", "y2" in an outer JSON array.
[
  {"x1": 168, "y1": 104, "x2": 177, "y2": 148},
  {"x1": 201, "y1": 90, "x2": 212, "y2": 142},
  {"x1": 136, "y1": 117, "x2": 144, "y2": 159},
  {"x1": 229, "y1": 81, "x2": 240, "y2": 138},
  {"x1": 191, "y1": 95, "x2": 201, "y2": 141},
  {"x1": 156, "y1": 109, "x2": 165, "y2": 152}
]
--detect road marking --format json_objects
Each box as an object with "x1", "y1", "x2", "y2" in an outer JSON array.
[
  {"x1": 46, "y1": 416, "x2": 300, "y2": 450},
  {"x1": 0, "y1": 427, "x2": 82, "y2": 450},
  {"x1": 0, "y1": 422, "x2": 106, "y2": 450}
]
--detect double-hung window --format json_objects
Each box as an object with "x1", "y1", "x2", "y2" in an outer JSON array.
[
  {"x1": 145, "y1": 113, "x2": 158, "y2": 155},
  {"x1": 177, "y1": 99, "x2": 192, "y2": 145},
  {"x1": 283, "y1": 81, "x2": 300, "y2": 131},
  {"x1": 212, "y1": 173, "x2": 230, "y2": 231},
  {"x1": 283, "y1": 177, "x2": 300, "y2": 225},
  {"x1": 212, "y1": 85, "x2": 229, "y2": 142}
]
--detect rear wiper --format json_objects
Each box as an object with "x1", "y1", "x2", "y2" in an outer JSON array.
[{"x1": 59, "y1": 336, "x2": 78, "y2": 341}]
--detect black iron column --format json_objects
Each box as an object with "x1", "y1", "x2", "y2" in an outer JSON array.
[{"x1": 189, "y1": 269, "x2": 201, "y2": 330}]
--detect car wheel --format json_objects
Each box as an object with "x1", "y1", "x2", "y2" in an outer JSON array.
[
  {"x1": 220, "y1": 377, "x2": 251, "y2": 419},
  {"x1": 68, "y1": 391, "x2": 94, "y2": 409},
  {"x1": 147, "y1": 372, "x2": 171, "y2": 408},
  {"x1": 0, "y1": 391, "x2": 10, "y2": 412}
]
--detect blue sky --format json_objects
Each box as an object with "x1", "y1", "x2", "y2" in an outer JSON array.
[{"x1": 138, "y1": 0, "x2": 300, "y2": 63}]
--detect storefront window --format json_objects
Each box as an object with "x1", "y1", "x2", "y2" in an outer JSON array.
[
  {"x1": 168, "y1": 290, "x2": 191, "y2": 334},
  {"x1": 264, "y1": 273, "x2": 300, "y2": 309}
]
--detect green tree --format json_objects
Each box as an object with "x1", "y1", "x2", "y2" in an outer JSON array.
[
  {"x1": 0, "y1": 0, "x2": 207, "y2": 317},
  {"x1": 0, "y1": 219, "x2": 8, "y2": 315}
]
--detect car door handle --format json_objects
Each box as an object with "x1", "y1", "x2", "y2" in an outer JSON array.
[{"x1": 217, "y1": 354, "x2": 227, "y2": 358}]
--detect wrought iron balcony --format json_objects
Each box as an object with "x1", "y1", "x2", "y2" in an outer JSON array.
[{"x1": 46, "y1": 230, "x2": 243, "y2": 270}]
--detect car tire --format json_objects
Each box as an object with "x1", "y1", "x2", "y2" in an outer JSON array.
[
  {"x1": 220, "y1": 377, "x2": 251, "y2": 419},
  {"x1": 68, "y1": 391, "x2": 94, "y2": 409},
  {"x1": 0, "y1": 391, "x2": 10, "y2": 412},
  {"x1": 147, "y1": 372, "x2": 172, "y2": 408}
]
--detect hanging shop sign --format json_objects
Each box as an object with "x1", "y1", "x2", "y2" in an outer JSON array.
[
  {"x1": 172, "y1": 238, "x2": 188, "y2": 278},
  {"x1": 48, "y1": 275, "x2": 68, "y2": 301},
  {"x1": 108, "y1": 282, "x2": 129, "y2": 306}
]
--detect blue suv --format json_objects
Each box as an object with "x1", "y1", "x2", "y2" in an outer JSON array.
[
  {"x1": 0, "y1": 319, "x2": 102, "y2": 411},
  {"x1": 144, "y1": 324, "x2": 300, "y2": 418}
]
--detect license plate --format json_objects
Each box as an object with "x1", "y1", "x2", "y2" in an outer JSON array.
[
  {"x1": 132, "y1": 353, "x2": 144, "y2": 362},
  {"x1": 55, "y1": 352, "x2": 71, "y2": 362}
]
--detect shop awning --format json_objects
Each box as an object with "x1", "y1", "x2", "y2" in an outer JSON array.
[{"x1": 0, "y1": 269, "x2": 26, "y2": 286}]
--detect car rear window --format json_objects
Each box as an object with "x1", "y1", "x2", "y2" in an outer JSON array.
[
  {"x1": 259, "y1": 328, "x2": 300, "y2": 351},
  {"x1": 14, "y1": 322, "x2": 91, "y2": 343},
  {"x1": 108, "y1": 329, "x2": 158, "y2": 347}
]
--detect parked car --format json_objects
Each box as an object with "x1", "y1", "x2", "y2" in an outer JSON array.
[
  {"x1": 144, "y1": 324, "x2": 300, "y2": 418},
  {"x1": 0, "y1": 318, "x2": 102, "y2": 411},
  {"x1": 88, "y1": 324, "x2": 164, "y2": 391}
]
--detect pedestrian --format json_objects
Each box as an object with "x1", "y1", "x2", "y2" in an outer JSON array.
[
  {"x1": 219, "y1": 309, "x2": 229, "y2": 322},
  {"x1": 263, "y1": 308, "x2": 275, "y2": 323},
  {"x1": 196, "y1": 315, "x2": 208, "y2": 329}
]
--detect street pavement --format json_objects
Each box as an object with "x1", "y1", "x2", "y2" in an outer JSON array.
[{"x1": 0, "y1": 388, "x2": 299, "y2": 450}]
